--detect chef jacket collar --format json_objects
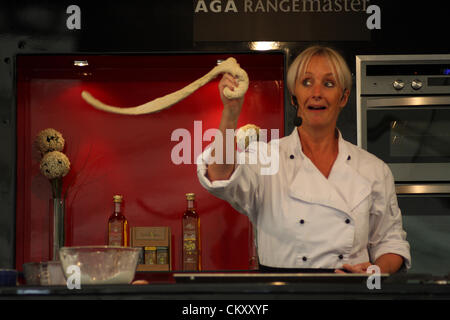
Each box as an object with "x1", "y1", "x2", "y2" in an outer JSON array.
[
  {"x1": 286, "y1": 127, "x2": 371, "y2": 215},
  {"x1": 284, "y1": 127, "x2": 347, "y2": 157}
]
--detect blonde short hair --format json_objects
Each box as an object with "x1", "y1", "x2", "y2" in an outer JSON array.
[{"x1": 286, "y1": 45, "x2": 352, "y2": 95}]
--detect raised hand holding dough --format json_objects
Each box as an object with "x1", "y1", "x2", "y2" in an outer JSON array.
[{"x1": 81, "y1": 57, "x2": 249, "y2": 115}]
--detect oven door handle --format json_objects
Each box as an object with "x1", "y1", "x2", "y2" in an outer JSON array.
[
  {"x1": 367, "y1": 96, "x2": 450, "y2": 108},
  {"x1": 396, "y1": 184, "x2": 450, "y2": 194}
]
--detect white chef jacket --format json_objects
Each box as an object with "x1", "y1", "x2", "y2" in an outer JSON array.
[{"x1": 197, "y1": 128, "x2": 411, "y2": 270}]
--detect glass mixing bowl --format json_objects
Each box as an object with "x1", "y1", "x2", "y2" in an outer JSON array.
[{"x1": 59, "y1": 246, "x2": 141, "y2": 285}]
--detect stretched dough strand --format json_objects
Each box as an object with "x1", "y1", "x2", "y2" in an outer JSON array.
[{"x1": 81, "y1": 57, "x2": 249, "y2": 115}]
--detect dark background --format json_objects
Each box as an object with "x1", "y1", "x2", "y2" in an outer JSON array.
[{"x1": 1, "y1": 0, "x2": 450, "y2": 268}]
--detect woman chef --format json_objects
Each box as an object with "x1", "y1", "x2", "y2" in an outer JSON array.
[{"x1": 197, "y1": 45, "x2": 411, "y2": 274}]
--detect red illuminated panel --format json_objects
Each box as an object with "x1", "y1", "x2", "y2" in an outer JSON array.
[{"x1": 15, "y1": 53, "x2": 284, "y2": 270}]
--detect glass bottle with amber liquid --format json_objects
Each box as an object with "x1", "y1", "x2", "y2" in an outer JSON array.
[
  {"x1": 108, "y1": 195, "x2": 129, "y2": 247},
  {"x1": 182, "y1": 193, "x2": 201, "y2": 271}
]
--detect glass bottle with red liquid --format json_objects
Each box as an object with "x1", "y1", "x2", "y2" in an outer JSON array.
[
  {"x1": 108, "y1": 195, "x2": 129, "y2": 247},
  {"x1": 182, "y1": 193, "x2": 201, "y2": 271}
]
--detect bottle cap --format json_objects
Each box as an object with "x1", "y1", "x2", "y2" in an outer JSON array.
[
  {"x1": 185, "y1": 193, "x2": 195, "y2": 200},
  {"x1": 113, "y1": 195, "x2": 123, "y2": 203}
]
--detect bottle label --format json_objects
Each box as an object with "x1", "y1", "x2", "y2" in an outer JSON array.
[
  {"x1": 183, "y1": 240, "x2": 198, "y2": 266},
  {"x1": 183, "y1": 239, "x2": 196, "y2": 251},
  {"x1": 183, "y1": 216, "x2": 198, "y2": 269},
  {"x1": 109, "y1": 220, "x2": 123, "y2": 246}
]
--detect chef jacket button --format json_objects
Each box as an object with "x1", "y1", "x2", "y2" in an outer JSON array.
[
  {"x1": 345, "y1": 218, "x2": 351, "y2": 224},
  {"x1": 299, "y1": 219, "x2": 305, "y2": 224},
  {"x1": 338, "y1": 254, "x2": 344, "y2": 260},
  {"x1": 290, "y1": 154, "x2": 294, "y2": 159},
  {"x1": 302, "y1": 256, "x2": 307, "y2": 262},
  {"x1": 347, "y1": 155, "x2": 351, "y2": 161}
]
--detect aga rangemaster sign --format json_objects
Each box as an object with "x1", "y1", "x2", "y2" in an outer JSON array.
[{"x1": 357, "y1": 54, "x2": 450, "y2": 193}]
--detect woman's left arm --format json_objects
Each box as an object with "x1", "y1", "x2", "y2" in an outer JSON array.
[
  {"x1": 368, "y1": 163, "x2": 411, "y2": 271},
  {"x1": 374, "y1": 253, "x2": 404, "y2": 274}
]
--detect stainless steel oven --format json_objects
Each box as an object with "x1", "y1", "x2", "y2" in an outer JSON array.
[
  {"x1": 357, "y1": 55, "x2": 450, "y2": 276},
  {"x1": 357, "y1": 55, "x2": 450, "y2": 187}
]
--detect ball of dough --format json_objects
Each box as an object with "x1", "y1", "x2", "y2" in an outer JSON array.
[{"x1": 236, "y1": 124, "x2": 260, "y2": 152}]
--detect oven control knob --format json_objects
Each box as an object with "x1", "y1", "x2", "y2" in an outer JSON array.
[
  {"x1": 393, "y1": 80, "x2": 405, "y2": 90},
  {"x1": 411, "y1": 79, "x2": 423, "y2": 90}
]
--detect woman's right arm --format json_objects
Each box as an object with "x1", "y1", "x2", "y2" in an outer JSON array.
[{"x1": 207, "y1": 73, "x2": 245, "y2": 181}]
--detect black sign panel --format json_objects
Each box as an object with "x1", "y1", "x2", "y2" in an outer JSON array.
[{"x1": 194, "y1": 0, "x2": 372, "y2": 41}]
